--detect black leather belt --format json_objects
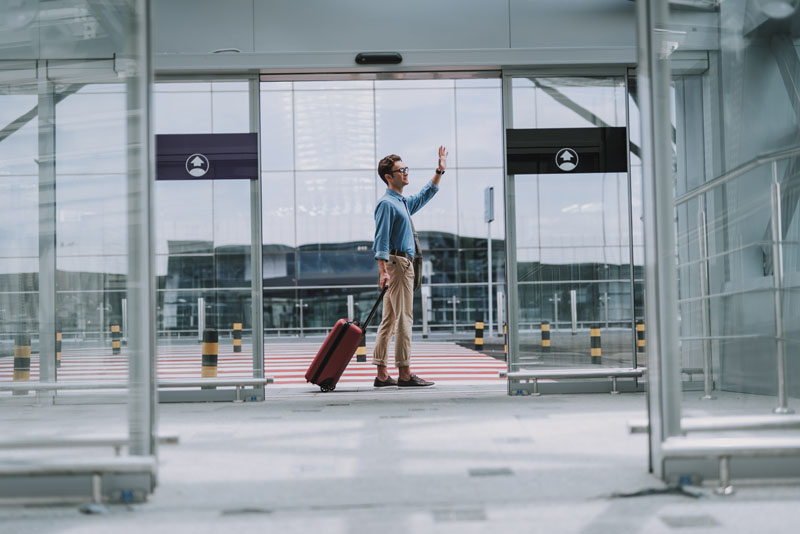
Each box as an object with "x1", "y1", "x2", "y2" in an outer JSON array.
[{"x1": 390, "y1": 250, "x2": 412, "y2": 260}]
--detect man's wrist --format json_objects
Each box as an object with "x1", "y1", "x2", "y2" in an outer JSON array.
[{"x1": 435, "y1": 169, "x2": 445, "y2": 175}]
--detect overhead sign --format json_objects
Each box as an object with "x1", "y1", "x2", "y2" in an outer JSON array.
[
  {"x1": 506, "y1": 127, "x2": 627, "y2": 175},
  {"x1": 156, "y1": 133, "x2": 258, "y2": 181}
]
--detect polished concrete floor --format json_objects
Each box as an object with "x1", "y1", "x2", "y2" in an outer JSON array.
[{"x1": 1, "y1": 384, "x2": 799, "y2": 533}]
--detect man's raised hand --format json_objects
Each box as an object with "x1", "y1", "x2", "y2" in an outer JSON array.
[{"x1": 437, "y1": 146, "x2": 448, "y2": 172}]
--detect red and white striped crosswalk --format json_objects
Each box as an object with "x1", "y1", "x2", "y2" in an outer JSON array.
[{"x1": 0, "y1": 341, "x2": 507, "y2": 387}]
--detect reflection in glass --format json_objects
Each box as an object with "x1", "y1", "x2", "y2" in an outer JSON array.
[
  {"x1": 57, "y1": 174, "x2": 127, "y2": 257},
  {"x1": 261, "y1": 172, "x2": 295, "y2": 248},
  {"x1": 294, "y1": 88, "x2": 374, "y2": 170},
  {"x1": 0, "y1": 95, "x2": 38, "y2": 175},
  {"x1": 56, "y1": 87, "x2": 126, "y2": 175},
  {"x1": 455, "y1": 88, "x2": 503, "y2": 168},
  {"x1": 295, "y1": 171, "x2": 375, "y2": 246},
  {"x1": 155, "y1": 180, "x2": 213, "y2": 255},
  {"x1": 260, "y1": 90, "x2": 294, "y2": 171},
  {"x1": 376, "y1": 87, "x2": 456, "y2": 168},
  {"x1": 0, "y1": 180, "x2": 38, "y2": 258}
]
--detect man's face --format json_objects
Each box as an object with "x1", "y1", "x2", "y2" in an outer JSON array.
[{"x1": 386, "y1": 160, "x2": 409, "y2": 189}]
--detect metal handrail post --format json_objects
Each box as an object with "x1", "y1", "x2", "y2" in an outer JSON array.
[
  {"x1": 698, "y1": 208, "x2": 715, "y2": 400},
  {"x1": 770, "y1": 162, "x2": 793, "y2": 414},
  {"x1": 421, "y1": 287, "x2": 429, "y2": 339},
  {"x1": 551, "y1": 293, "x2": 560, "y2": 331},
  {"x1": 570, "y1": 289, "x2": 578, "y2": 334},
  {"x1": 452, "y1": 295, "x2": 457, "y2": 334}
]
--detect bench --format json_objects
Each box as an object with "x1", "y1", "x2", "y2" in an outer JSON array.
[
  {"x1": 0, "y1": 435, "x2": 179, "y2": 456},
  {"x1": 0, "y1": 377, "x2": 274, "y2": 402},
  {"x1": 500, "y1": 368, "x2": 645, "y2": 395},
  {"x1": 681, "y1": 367, "x2": 704, "y2": 381},
  {"x1": 661, "y1": 436, "x2": 800, "y2": 495},
  {"x1": 0, "y1": 456, "x2": 157, "y2": 504}
]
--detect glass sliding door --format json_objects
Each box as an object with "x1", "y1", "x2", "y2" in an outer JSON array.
[
  {"x1": 258, "y1": 75, "x2": 505, "y2": 338},
  {"x1": 504, "y1": 74, "x2": 642, "y2": 379},
  {"x1": 153, "y1": 80, "x2": 262, "y2": 386}
]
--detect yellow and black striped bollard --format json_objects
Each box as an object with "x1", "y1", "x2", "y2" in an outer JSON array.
[
  {"x1": 636, "y1": 319, "x2": 645, "y2": 363},
  {"x1": 541, "y1": 321, "x2": 551, "y2": 353},
  {"x1": 356, "y1": 333, "x2": 367, "y2": 362},
  {"x1": 56, "y1": 331, "x2": 62, "y2": 369},
  {"x1": 13, "y1": 334, "x2": 31, "y2": 395},
  {"x1": 503, "y1": 323, "x2": 508, "y2": 359},
  {"x1": 590, "y1": 325, "x2": 602, "y2": 365},
  {"x1": 13, "y1": 333, "x2": 31, "y2": 382},
  {"x1": 111, "y1": 324, "x2": 121, "y2": 355},
  {"x1": 474, "y1": 320, "x2": 484, "y2": 351},
  {"x1": 202, "y1": 328, "x2": 219, "y2": 379},
  {"x1": 233, "y1": 322, "x2": 242, "y2": 353}
]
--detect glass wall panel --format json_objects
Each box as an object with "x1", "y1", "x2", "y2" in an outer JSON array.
[{"x1": 260, "y1": 77, "x2": 505, "y2": 335}]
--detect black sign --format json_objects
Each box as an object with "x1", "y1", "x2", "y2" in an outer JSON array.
[
  {"x1": 156, "y1": 133, "x2": 258, "y2": 181},
  {"x1": 506, "y1": 127, "x2": 628, "y2": 175}
]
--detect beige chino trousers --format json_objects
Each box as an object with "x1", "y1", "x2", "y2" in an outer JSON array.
[{"x1": 372, "y1": 254, "x2": 415, "y2": 368}]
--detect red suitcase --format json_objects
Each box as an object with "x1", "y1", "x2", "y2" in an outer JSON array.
[{"x1": 306, "y1": 287, "x2": 387, "y2": 392}]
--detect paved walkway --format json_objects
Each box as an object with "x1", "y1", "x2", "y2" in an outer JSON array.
[{"x1": 1, "y1": 386, "x2": 799, "y2": 533}]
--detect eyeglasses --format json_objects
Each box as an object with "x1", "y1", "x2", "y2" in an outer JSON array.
[{"x1": 391, "y1": 167, "x2": 409, "y2": 175}]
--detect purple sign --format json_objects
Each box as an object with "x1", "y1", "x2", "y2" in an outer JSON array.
[{"x1": 156, "y1": 133, "x2": 258, "y2": 181}]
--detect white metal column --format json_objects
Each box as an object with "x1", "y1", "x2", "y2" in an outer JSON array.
[
  {"x1": 637, "y1": 0, "x2": 683, "y2": 477},
  {"x1": 126, "y1": 0, "x2": 158, "y2": 457},
  {"x1": 38, "y1": 61, "x2": 57, "y2": 388},
  {"x1": 501, "y1": 74, "x2": 519, "y2": 390},
  {"x1": 249, "y1": 78, "x2": 265, "y2": 391}
]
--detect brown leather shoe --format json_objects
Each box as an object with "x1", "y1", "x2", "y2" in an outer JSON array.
[{"x1": 397, "y1": 374, "x2": 434, "y2": 387}]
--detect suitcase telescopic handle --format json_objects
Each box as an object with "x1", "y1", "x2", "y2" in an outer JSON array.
[{"x1": 360, "y1": 285, "x2": 388, "y2": 330}]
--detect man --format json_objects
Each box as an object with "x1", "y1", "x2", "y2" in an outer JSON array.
[{"x1": 372, "y1": 146, "x2": 448, "y2": 388}]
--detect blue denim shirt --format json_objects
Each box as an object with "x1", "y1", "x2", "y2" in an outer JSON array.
[{"x1": 373, "y1": 181, "x2": 439, "y2": 261}]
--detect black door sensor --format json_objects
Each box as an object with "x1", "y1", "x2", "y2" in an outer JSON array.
[{"x1": 355, "y1": 52, "x2": 403, "y2": 65}]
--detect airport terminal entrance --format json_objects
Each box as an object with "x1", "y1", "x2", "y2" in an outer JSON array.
[{"x1": 501, "y1": 73, "x2": 644, "y2": 394}]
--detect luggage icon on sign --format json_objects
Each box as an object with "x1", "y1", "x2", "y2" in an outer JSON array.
[
  {"x1": 185, "y1": 153, "x2": 209, "y2": 177},
  {"x1": 555, "y1": 148, "x2": 578, "y2": 172}
]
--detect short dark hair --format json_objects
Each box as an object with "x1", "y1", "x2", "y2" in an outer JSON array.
[{"x1": 377, "y1": 154, "x2": 402, "y2": 185}]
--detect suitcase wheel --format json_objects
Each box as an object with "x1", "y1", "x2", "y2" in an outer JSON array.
[{"x1": 319, "y1": 379, "x2": 336, "y2": 393}]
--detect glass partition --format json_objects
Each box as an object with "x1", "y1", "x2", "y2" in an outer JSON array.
[
  {"x1": 662, "y1": 2, "x2": 800, "y2": 413},
  {"x1": 640, "y1": 0, "x2": 800, "y2": 481},
  {"x1": 0, "y1": 0, "x2": 156, "y2": 501}
]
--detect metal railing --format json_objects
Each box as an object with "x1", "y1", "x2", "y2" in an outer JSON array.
[{"x1": 674, "y1": 145, "x2": 799, "y2": 412}]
